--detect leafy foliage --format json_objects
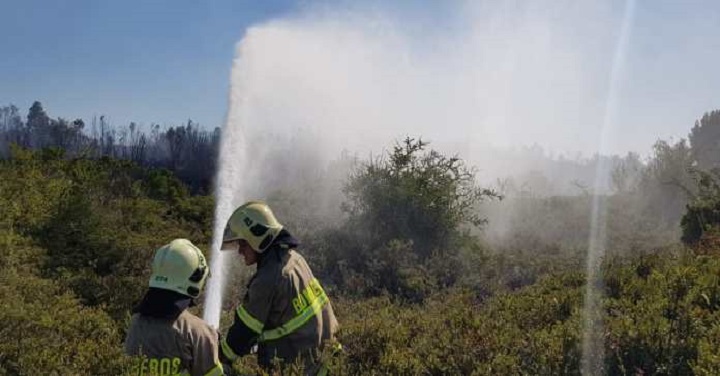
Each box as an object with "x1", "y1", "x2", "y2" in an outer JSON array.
[
  {"x1": 690, "y1": 110, "x2": 720, "y2": 171},
  {"x1": 0, "y1": 269, "x2": 132, "y2": 375},
  {"x1": 0, "y1": 101, "x2": 219, "y2": 193},
  {"x1": 321, "y1": 254, "x2": 720, "y2": 375},
  {"x1": 4, "y1": 109, "x2": 720, "y2": 375},
  {"x1": 0, "y1": 146, "x2": 213, "y2": 374},
  {"x1": 310, "y1": 138, "x2": 500, "y2": 301},
  {"x1": 342, "y1": 137, "x2": 500, "y2": 256},
  {"x1": 681, "y1": 170, "x2": 720, "y2": 247}
]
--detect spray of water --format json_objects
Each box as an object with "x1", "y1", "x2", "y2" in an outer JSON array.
[
  {"x1": 202, "y1": 48, "x2": 251, "y2": 328},
  {"x1": 202, "y1": 0, "x2": 637, "y2": 332},
  {"x1": 581, "y1": 1, "x2": 636, "y2": 374}
]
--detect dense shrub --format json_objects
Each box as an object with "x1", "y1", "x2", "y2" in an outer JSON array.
[
  {"x1": 0, "y1": 264, "x2": 131, "y2": 375},
  {"x1": 328, "y1": 273, "x2": 585, "y2": 375},
  {"x1": 605, "y1": 254, "x2": 720, "y2": 374},
  {"x1": 310, "y1": 138, "x2": 500, "y2": 301},
  {"x1": 4, "y1": 143, "x2": 720, "y2": 375},
  {"x1": 0, "y1": 147, "x2": 214, "y2": 374},
  {"x1": 682, "y1": 170, "x2": 720, "y2": 247},
  {"x1": 317, "y1": 255, "x2": 720, "y2": 375},
  {"x1": 342, "y1": 137, "x2": 500, "y2": 256}
]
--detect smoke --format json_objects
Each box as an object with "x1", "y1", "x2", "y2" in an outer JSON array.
[
  {"x1": 229, "y1": 1, "x2": 628, "y2": 175},
  {"x1": 204, "y1": 0, "x2": 636, "y2": 326}
]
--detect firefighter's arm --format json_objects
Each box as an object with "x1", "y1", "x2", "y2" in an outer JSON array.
[
  {"x1": 219, "y1": 311, "x2": 260, "y2": 363},
  {"x1": 220, "y1": 273, "x2": 277, "y2": 364},
  {"x1": 191, "y1": 323, "x2": 226, "y2": 376}
]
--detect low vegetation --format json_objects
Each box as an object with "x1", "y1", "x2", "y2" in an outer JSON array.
[{"x1": 2, "y1": 104, "x2": 720, "y2": 374}]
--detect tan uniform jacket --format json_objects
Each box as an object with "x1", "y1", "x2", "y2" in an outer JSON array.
[
  {"x1": 222, "y1": 247, "x2": 339, "y2": 370},
  {"x1": 125, "y1": 310, "x2": 224, "y2": 376}
]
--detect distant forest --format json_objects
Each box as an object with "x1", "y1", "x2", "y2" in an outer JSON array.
[
  {"x1": 5, "y1": 100, "x2": 720, "y2": 247},
  {"x1": 4, "y1": 100, "x2": 720, "y2": 237},
  {"x1": 0, "y1": 101, "x2": 220, "y2": 193}
]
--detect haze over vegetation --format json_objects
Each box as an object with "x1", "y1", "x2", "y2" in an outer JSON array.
[
  {"x1": 3, "y1": 98, "x2": 720, "y2": 375},
  {"x1": 3, "y1": 0, "x2": 720, "y2": 375}
]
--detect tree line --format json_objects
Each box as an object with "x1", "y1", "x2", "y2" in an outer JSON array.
[{"x1": 0, "y1": 101, "x2": 220, "y2": 193}]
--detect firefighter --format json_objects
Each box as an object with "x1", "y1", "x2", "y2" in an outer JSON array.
[
  {"x1": 125, "y1": 239, "x2": 224, "y2": 376},
  {"x1": 219, "y1": 201, "x2": 339, "y2": 374}
]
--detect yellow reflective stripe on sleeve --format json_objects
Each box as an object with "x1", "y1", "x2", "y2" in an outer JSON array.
[
  {"x1": 259, "y1": 279, "x2": 329, "y2": 342},
  {"x1": 221, "y1": 337, "x2": 239, "y2": 362},
  {"x1": 203, "y1": 363, "x2": 224, "y2": 376},
  {"x1": 236, "y1": 305, "x2": 264, "y2": 334}
]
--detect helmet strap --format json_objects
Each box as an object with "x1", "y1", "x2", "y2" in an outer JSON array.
[{"x1": 258, "y1": 234, "x2": 274, "y2": 251}]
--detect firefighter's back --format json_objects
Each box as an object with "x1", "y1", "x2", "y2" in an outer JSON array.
[
  {"x1": 125, "y1": 310, "x2": 222, "y2": 376},
  {"x1": 256, "y1": 249, "x2": 339, "y2": 370}
]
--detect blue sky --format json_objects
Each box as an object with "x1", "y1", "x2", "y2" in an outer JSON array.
[
  {"x1": 0, "y1": 0, "x2": 449, "y2": 130},
  {"x1": 2, "y1": 0, "x2": 720, "y2": 155},
  {"x1": 0, "y1": 0, "x2": 298, "y2": 129}
]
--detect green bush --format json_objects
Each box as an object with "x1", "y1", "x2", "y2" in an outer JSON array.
[
  {"x1": 331, "y1": 272, "x2": 585, "y2": 375},
  {"x1": 682, "y1": 170, "x2": 720, "y2": 246},
  {"x1": 0, "y1": 147, "x2": 214, "y2": 321},
  {"x1": 604, "y1": 254, "x2": 720, "y2": 374},
  {"x1": 0, "y1": 147, "x2": 214, "y2": 374},
  {"x1": 311, "y1": 138, "x2": 500, "y2": 301},
  {"x1": 320, "y1": 254, "x2": 720, "y2": 375},
  {"x1": 342, "y1": 137, "x2": 500, "y2": 257},
  {"x1": 4, "y1": 144, "x2": 720, "y2": 375},
  {"x1": 0, "y1": 269, "x2": 131, "y2": 375}
]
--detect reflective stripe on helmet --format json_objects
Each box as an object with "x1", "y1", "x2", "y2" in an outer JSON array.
[
  {"x1": 236, "y1": 305, "x2": 264, "y2": 334},
  {"x1": 259, "y1": 279, "x2": 329, "y2": 342}
]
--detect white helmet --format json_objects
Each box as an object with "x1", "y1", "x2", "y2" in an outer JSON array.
[
  {"x1": 149, "y1": 239, "x2": 209, "y2": 298},
  {"x1": 221, "y1": 201, "x2": 283, "y2": 253}
]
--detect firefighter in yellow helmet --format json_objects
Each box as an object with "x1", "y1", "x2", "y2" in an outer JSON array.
[
  {"x1": 125, "y1": 239, "x2": 225, "y2": 376},
  {"x1": 219, "y1": 201, "x2": 339, "y2": 374}
]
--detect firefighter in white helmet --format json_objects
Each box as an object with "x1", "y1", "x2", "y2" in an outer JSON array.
[
  {"x1": 219, "y1": 201, "x2": 339, "y2": 374},
  {"x1": 125, "y1": 239, "x2": 224, "y2": 376}
]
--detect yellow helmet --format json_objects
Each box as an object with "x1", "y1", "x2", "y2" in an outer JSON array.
[
  {"x1": 222, "y1": 201, "x2": 283, "y2": 253},
  {"x1": 148, "y1": 239, "x2": 209, "y2": 298}
]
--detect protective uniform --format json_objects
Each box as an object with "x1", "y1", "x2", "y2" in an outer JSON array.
[
  {"x1": 125, "y1": 239, "x2": 224, "y2": 376},
  {"x1": 220, "y1": 202, "x2": 339, "y2": 374}
]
